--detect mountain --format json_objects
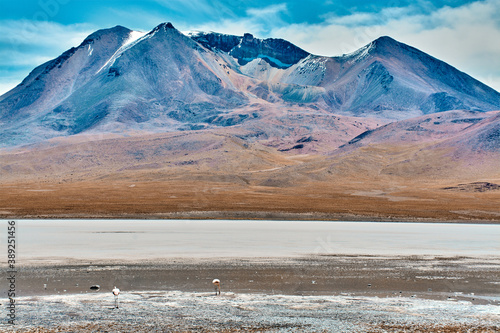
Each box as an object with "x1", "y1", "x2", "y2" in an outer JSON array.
[
  {"x1": 301, "y1": 110, "x2": 500, "y2": 181},
  {"x1": 1, "y1": 23, "x2": 500, "y2": 221},
  {"x1": 0, "y1": 23, "x2": 251, "y2": 147},
  {"x1": 324, "y1": 36, "x2": 500, "y2": 116},
  {"x1": 337, "y1": 109, "x2": 500, "y2": 171},
  {"x1": 1, "y1": 22, "x2": 500, "y2": 148},
  {"x1": 341, "y1": 110, "x2": 496, "y2": 148},
  {"x1": 0, "y1": 26, "x2": 133, "y2": 121},
  {"x1": 191, "y1": 32, "x2": 500, "y2": 117}
]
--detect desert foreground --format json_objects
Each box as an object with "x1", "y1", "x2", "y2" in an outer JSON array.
[
  {"x1": 2, "y1": 220, "x2": 499, "y2": 332},
  {"x1": 3, "y1": 256, "x2": 500, "y2": 332}
]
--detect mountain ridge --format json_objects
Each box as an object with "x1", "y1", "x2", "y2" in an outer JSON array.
[{"x1": 1, "y1": 22, "x2": 499, "y2": 148}]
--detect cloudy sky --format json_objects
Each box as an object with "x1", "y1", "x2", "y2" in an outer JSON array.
[{"x1": 1, "y1": 0, "x2": 500, "y2": 94}]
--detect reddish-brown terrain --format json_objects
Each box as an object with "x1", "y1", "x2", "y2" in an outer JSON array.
[{"x1": 1, "y1": 109, "x2": 499, "y2": 221}]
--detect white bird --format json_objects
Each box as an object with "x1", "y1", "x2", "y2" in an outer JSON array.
[
  {"x1": 112, "y1": 286, "x2": 120, "y2": 308},
  {"x1": 212, "y1": 279, "x2": 221, "y2": 296}
]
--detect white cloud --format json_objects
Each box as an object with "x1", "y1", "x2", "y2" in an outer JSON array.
[
  {"x1": 190, "y1": 3, "x2": 288, "y2": 38},
  {"x1": 0, "y1": 20, "x2": 93, "y2": 49},
  {"x1": 0, "y1": 20, "x2": 94, "y2": 95},
  {"x1": 246, "y1": 3, "x2": 288, "y2": 17},
  {"x1": 153, "y1": 0, "x2": 236, "y2": 21},
  {"x1": 0, "y1": 81, "x2": 19, "y2": 96},
  {"x1": 105, "y1": 8, "x2": 169, "y2": 32},
  {"x1": 0, "y1": 50, "x2": 52, "y2": 67},
  {"x1": 327, "y1": 13, "x2": 378, "y2": 26},
  {"x1": 193, "y1": 18, "x2": 264, "y2": 36}
]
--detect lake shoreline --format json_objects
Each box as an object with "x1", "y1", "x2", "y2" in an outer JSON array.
[
  {"x1": 3, "y1": 220, "x2": 499, "y2": 332},
  {"x1": 5, "y1": 289, "x2": 500, "y2": 332},
  {"x1": 4, "y1": 255, "x2": 500, "y2": 332},
  {"x1": 4, "y1": 211, "x2": 500, "y2": 224},
  {"x1": 12, "y1": 255, "x2": 500, "y2": 301}
]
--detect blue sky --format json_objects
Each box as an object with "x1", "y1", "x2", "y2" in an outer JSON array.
[{"x1": 1, "y1": 0, "x2": 500, "y2": 94}]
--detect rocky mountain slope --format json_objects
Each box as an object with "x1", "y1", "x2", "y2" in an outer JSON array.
[
  {"x1": 191, "y1": 32, "x2": 500, "y2": 118},
  {"x1": 1, "y1": 22, "x2": 499, "y2": 148}
]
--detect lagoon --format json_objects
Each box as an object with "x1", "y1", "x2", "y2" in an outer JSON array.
[{"x1": 5, "y1": 220, "x2": 499, "y2": 263}]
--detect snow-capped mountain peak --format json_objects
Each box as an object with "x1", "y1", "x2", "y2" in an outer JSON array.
[{"x1": 1, "y1": 23, "x2": 499, "y2": 148}]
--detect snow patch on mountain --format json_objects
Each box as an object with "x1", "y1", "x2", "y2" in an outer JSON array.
[
  {"x1": 182, "y1": 30, "x2": 210, "y2": 38},
  {"x1": 240, "y1": 58, "x2": 283, "y2": 81},
  {"x1": 96, "y1": 30, "x2": 146, "y2": 74},
  {"x1": 243, "y1": 54, "x2": 293, "y2": 68},
  {"x1": 124, "y1": 30, "x2": 146, "y2": 47},
  {"x1": 345, "y1": 42, "x2": 374, "y2": 63}
]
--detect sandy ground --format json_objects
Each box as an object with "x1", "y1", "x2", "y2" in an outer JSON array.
[
  {"x1": 1, "y1": 180, "x2": 500, "y2": 222},
  {"x1": 0, "y1": 126, "x2": 499, "y2": 223},
  {"x1": 2, "y1": 255, "x2": 499, "y2": 332},
  {"x1": 4, "y1": 291, "x2": 500, "y2": 332}
]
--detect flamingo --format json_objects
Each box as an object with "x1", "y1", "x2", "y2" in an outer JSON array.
[
  {"x1": 212, "y1": 279, "x2": 221, "y2": 296},
  {"x1": 112, "y1": 286, "x2": 120, "y2": 308}
]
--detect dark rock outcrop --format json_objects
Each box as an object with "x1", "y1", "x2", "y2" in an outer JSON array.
[
  {"x1": 190, "y1": 32, "x2": 310, "y2": 68},
  {"x1": 190, "y1": 32, "x2": 241, "y2": 52},
  {"x1": 230, "y1": 33, "x2": 310, "y2": 68},
  {"x1": 443, "y1": 182, "x2": 500, "y2": 192}
]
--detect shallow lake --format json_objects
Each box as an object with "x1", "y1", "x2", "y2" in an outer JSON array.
[{"x1": 4, "y1": 220, "x2": 500, "y2": 262}]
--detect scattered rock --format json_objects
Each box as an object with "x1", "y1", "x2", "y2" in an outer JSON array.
[
  {"x1": 278, "y1": 144, "x2": 304, "y2": 152},
  {"x1": 442, "y1": 182, "x2": 500, "y2": 192},
  {"x1": 296, "y1": 136, "x2": 316, "y2": 143}
]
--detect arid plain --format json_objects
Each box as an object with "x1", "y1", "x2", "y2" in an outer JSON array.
[
  {"x1": 0, "y1": 134, "x2": 500, "y2": 222},
  {"x1": 1, "y1": 110, "x2": 499, "y2": 222}
]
